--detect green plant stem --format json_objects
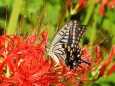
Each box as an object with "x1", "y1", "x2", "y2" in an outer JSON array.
[
  {"x1": 83, "y1": 1, "x2": 94, "y2": 25},
  {"x1": 90, "y1": 17, "x2": 97, "y2": 45},
  {"x1": 5, "y1": 0, "x2": 22, "y2": 78},
  {"x1": 89, "y1": 7, "x2": 99, "y2": 48},
  {"x1": 7, "y1": 0, "x2": 22, "y2": 35},
  {"x1": 5, "y1": 42, "x2": 10, "y2": 77},
  {"x1": 6, "y1": 65, "x2": 10, "y2": 78},
  {"x1": 83, "y1": 6, "x2": 94, "y2": 25}
]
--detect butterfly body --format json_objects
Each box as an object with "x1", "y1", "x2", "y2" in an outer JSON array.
[{"x1": 48, "y1": 20, "x2": 90, "y2": 69}]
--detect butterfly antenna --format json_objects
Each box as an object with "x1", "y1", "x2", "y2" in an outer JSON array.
[{"x1": 81, "y1": 59, "x2": 91, "y2": 65}]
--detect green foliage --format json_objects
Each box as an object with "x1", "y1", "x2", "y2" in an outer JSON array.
[{"x1": 94, "y1": 73, "x2": 115, "y2": 86}]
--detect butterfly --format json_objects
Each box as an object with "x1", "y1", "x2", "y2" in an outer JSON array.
[{"x1": 47, "y1": 20, "x2": 90, "y2": 69}]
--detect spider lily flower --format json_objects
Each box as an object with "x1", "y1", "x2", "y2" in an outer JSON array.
[
  {"x1": 100, "y1": 0, "x2": 109, "y2": 16},
  {"x1": 0, "y1": 34, "x2": 53, "y2": 85},
  {"x1": 0, "y1": 32, "x2": 114, "y2": 86},
  {"x1": 63, "y1": 0, "x2": 88, "y2": 14},
  {"x1": 100, "y1": 0, "x2": 115, "y2": 16},
  {"x1": 63, "y1": 0, "x2": 73, "y2": 12},
  {"x1": 77, "y1": 0, "x2": 88, "y2": 12},
  {"x1": 98, "y1": 45, "x2": 115, "y2": 77}
]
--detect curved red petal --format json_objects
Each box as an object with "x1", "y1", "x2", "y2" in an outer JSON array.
[
  {"x1": 99, "y1": 45, "x2": 115, "y2": 77},
  {"x1": 106, "y1": 64, "x2": 115, "y2": 76}
]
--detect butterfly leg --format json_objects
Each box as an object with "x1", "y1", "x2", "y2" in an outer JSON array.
[{"x1": 80, "y1": 59, "x2": 91, "y2": 65}]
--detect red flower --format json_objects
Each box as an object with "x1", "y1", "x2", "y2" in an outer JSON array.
[
  {"x1": 77, "y1": 0, "x2": 88, "y2": 12},
  {"x1": 0, "y1": 32, "x2": 115, "y2": 85},
  {"x1": 100, "y1": 0, "x2": 108, "y2": 16},
  {"x1": 99, "y1": 45, "x2": 115, "y2": 77},
  {"x1": 64, "y1": 0, "x2": 73, "y2": 12},
  {"x1": 64, "y1": 0, "x2": 88, "y2": 13},
  {"x1": 108, "y1": 0, "x2": 115, "y2": 8},
  {"x1": 0, "y1": 34, "x2": 54, "y2": 85},
  {"x1": 100, "y1": 0, "x2": 115, "y2": 16}
]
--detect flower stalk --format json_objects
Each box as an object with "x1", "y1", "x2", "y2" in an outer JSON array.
[{"x1": 7, "y1": 0, "x2": 23, "y2": 35}]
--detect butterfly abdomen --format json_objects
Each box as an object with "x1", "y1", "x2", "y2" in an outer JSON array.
[{"x1": 63, "y1": 43, "x2": 81, "y2": 69}]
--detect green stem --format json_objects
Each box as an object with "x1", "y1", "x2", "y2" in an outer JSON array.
[
  {"x1": 5, "y1": 0, "x2": 22, "y2": 77},
  {"x1": 83, "y1": 6, "x2": 94, "y2": 25},
  {"x1": 90, "y1": 17, "x2": 97, "y2": 44},
  {"x1": 5, "y1": 42, "x2": 10, "y2": 77},
  {"x1": 83, "y1": 1, "x2": 94, "y2": 25},
  {"x1": 89, "y1": 7, "x2": 99, "y2": 48},
  {"x1": 6, "y1": 65, "x2": 10, "y2": 77},
  {"x1": 7, "y1": 0, "x2": 22, "y2": 35}
]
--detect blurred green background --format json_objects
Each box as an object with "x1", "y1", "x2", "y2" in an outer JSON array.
[{"x1": 0, "y1": 0, "x2": 115, "y2": 86}]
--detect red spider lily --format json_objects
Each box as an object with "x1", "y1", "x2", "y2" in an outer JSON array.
[
  {"x1": 108, "y1": 0, "x2": 115, "y2": 8},
  {"x1": 0, "y1": 32, "x2": 115, "y2": 85},
  {"x1": 99, "y1": 45, "x2": 115, "y2": 77},
  {"x1": 64, "y1": 0, "x2": 88, "y2": 13},
  {"x1": 100, "y1": 0, "x2": 108, "y2": 16},
  {"x1": 100, "y1": 0, "x2": 115, "y2": 16},
  {"x1": 63, "y1": 0, "x2": 73, "y2": 12},
  {"x1": 0, "y1": 33, "x2": 91, "y2": 85},
  {"x1": 77, "y1": 0, "x2": 88, "y2": 12}
]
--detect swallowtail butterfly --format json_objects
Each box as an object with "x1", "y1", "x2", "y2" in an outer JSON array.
[{"x1": 48, "y1": 20, "x2": 90, "y2": 69}]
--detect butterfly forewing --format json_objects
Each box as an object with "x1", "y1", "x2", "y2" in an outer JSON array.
[
  {"x1": 51, "y1": 21, "x2": 76, "y2": 46},
  {"x1": 48, "y1": 20, "x2": 89, "y2": 68}
]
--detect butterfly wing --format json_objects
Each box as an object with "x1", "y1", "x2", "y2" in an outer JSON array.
[{"x1": 48, "y1": 20, "x2": 87, "y2": 65}]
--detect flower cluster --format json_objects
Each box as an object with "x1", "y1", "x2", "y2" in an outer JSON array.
[
  {"x1": 100, "y1": 0, "x2": 115, "y2": 16},
  {"x1": 64, "y1": 0, "x2": 88, "y2": 13},
  {"x1": 64, "y1": 0, "x2": 115, "y2": 16},
  {"x1": 0, "y1": 32, "x2": 115, "y2": 86}
]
